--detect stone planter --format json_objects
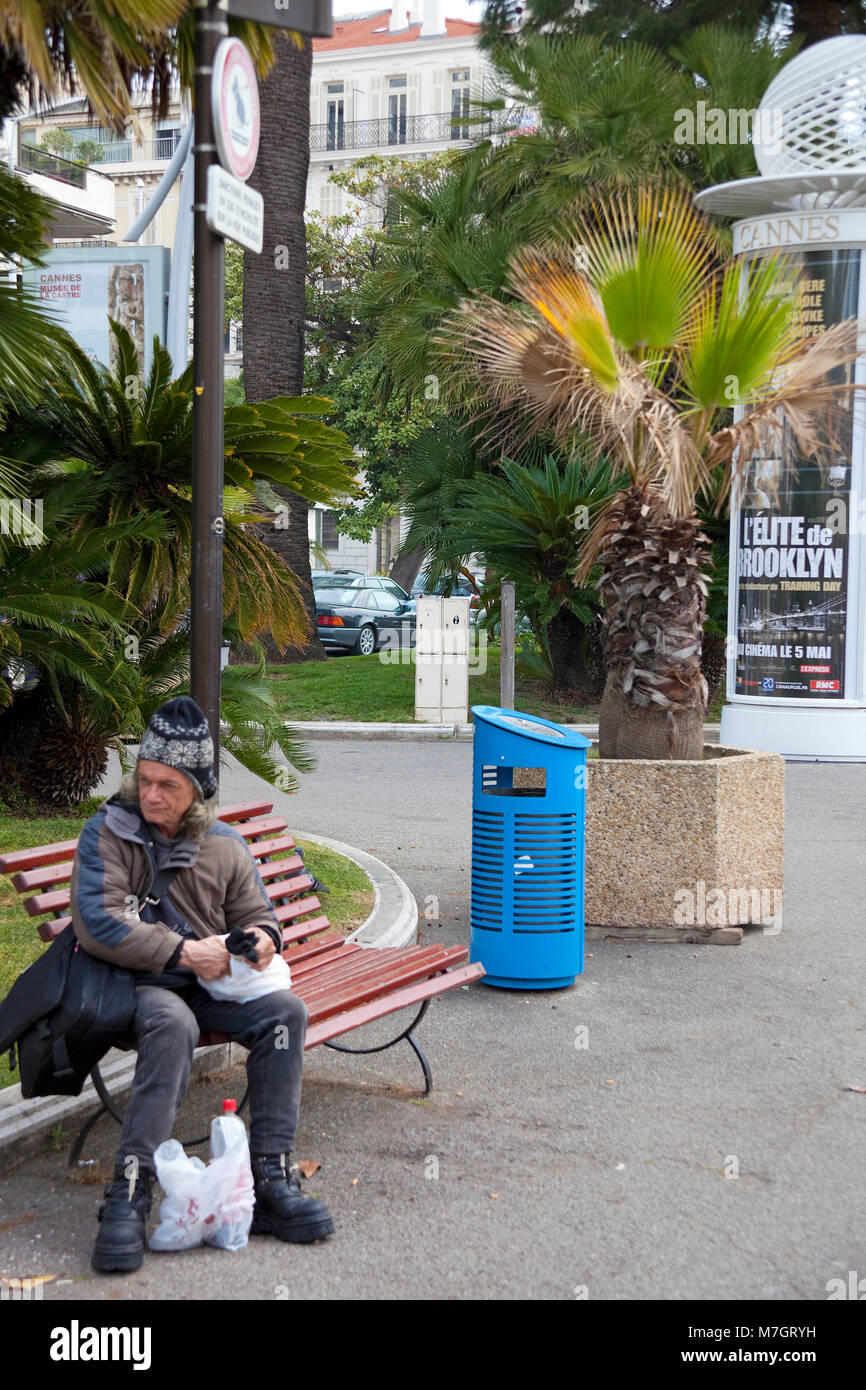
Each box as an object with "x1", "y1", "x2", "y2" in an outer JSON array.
[{"x1": 584, "y1": 744, "x2": 784, "y2": 943}]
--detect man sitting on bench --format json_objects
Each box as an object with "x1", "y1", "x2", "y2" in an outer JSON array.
[{"x1": 70, "y1": 696, "x2": 334, "y2": 1273}]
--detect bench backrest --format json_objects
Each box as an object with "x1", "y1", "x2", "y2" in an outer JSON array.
[{"x1": 0, "y1": 799, "x2": 333, "y2": 951}]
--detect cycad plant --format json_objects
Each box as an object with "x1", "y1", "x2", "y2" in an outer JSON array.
[
  {"x1": 2, "y1": 322, "x2": 356, "y2": 644},
  {"x1": 443, "y1": 181, "x2": 862, "y2": 759},
  {"x1": 399, "y1": 422, "x2": 617, "y2": 690},
  {"x1": 0, "y1": 323, "x2": 356, "y2": 804}
]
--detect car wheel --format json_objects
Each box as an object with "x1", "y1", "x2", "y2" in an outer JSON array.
[{"x1": 357, "y1": 624, "x2": 377, "y2": 656}]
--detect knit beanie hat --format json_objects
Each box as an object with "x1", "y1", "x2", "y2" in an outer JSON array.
[{"x1": 137, "y1": 697, "x2": 218, "y2": 801}]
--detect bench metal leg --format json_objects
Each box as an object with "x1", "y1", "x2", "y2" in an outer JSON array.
[
  {"x1": 323, "y1": 998, "x2": 433, "y2": 1095},
  {"x1": 68, "y1": 1065, "x2": 125, "y2": 1167}
]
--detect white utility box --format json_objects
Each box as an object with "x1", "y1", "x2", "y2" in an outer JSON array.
[{"x1": 414, "y1": 596, "x2": 470, "y2": 722}]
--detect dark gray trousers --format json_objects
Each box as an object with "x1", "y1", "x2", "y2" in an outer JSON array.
[{"x1": 116, "y1": 983, "x2": 308, "y2": 1172}]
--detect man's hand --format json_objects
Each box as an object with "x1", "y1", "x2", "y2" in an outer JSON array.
[
  {"x1": 177, "y1": 937, "x2": 231, "y2": 981},
  {"x1": 245, "y1": 927, "x2": 277, "y2": 972}
]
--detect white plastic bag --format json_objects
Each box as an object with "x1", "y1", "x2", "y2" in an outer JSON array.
[
  {"x1": 149, "y1": 1130, "x2": 254, "y2": 1253},
  {"x1": 198, "y1": 935, "x2": 292, "y2": 1002}
]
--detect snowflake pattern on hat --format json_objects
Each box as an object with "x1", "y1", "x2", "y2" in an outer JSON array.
[{"x1": 138, "y1": 697, "x2": 218, "y2": 799}]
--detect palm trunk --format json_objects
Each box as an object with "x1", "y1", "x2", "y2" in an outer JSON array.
[
  {"x1": 243, "y1": 34, "x2": 323, "y2": 663},
  {"x1": 546, "y1": 606, "x2": 602, "y2": 695},
  {"x1": 791, "y1": 0, "x2": 845, "y2": 46},
  {"x1": 597, "y1": 483, "x2": 710, "y2": 761},
  {"x1": 389, "y1": 547, "x2": 425, "y2": 593}
]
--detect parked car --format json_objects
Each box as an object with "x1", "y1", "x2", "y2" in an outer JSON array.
[
  {"x1": 315, "y1": 572, "x2": 413, "y2": 606},
  {"x1": 311, "y1": 568, "x2": 364, "y2": 588},
  {"x1": 314, "y1": 585, "x2": 416, "y2": 655}
]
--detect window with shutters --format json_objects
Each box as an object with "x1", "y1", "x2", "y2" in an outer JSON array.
[
  {"x1": 325, "y1": 82, "x2": 345, "y2": 150},
  {"x1": 320, "y1": 180, "x2": 342, "y2": 218},
  {"x1": 388, "y1": 75, "x2": 408, "y2": 144},
  {"x1": 451, "y1": 69, "x2": 470, "y2": 140}
]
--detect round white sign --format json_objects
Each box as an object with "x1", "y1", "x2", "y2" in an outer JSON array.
[{"x1": 212, "y1": 38, "x2": 260, "y2": 183}]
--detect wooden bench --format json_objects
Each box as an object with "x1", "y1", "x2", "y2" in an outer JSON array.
[{"x1": 0, "y1": 798, "x2": 485, "y2": 1163}]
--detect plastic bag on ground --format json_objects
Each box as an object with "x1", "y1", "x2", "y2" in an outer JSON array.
[{"x1": 149, "y1": 1125, "x2": 254, "y2": 1253}]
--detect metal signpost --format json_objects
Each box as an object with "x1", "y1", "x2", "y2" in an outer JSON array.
[{"x1": 190, "y1": 0, "x2": 332, "y2": 763}]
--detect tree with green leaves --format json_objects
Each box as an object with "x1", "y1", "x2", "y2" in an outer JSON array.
[
  {"x1": 0, "y1": 322, "x2": 356, "y2": 804},
  {"x1": 398, "y1": 420, "x2": 618, "y2": 689},
  {"x1": 442, "y1": 181, "x2": 862, "y2": 759},
  {"x1": 480, "y1": 0, "x2": 864, "y2": 52}
]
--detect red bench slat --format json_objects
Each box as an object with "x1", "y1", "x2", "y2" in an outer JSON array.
[
  {"x1": 280, "y1": 914, "x2": 333, "y2": 945},
  {"x1": 0, "y1": 840, "x2": 80, "y2": 874},
  {"x1": 38, "y1": 917, "x2": 71, "y2": 942},
  {"x1": 257, "y1": 856, "x2": 304, "y2": 881},
  {"x1": 273, "y1": 895, "x2": 323, "y2": 924},
  {"x1": 303, "y1": 949, "x2": 470, "y2": 1025},
  {"x1": 299, "y1": 955, "x2": 468, "y2": 1014},
  {"x1": 235, "y1": 817, "x2": 289, "y2": 842},
  {"x1": 265, "y1": 874, "x2": 314, "y2": 903},
  {"x1": 303, "y1": 963, "x2": 486, "y2": 1047},
  {"x1": 12, "y1": 862, "x2": 76, "y2": 892},
  {"x1": 215, "y1": 800, "x2": 275, "y2": 823},
  {"x1": 248, "y1": 836, "x2": 298, "y2": 861},
  {"x1": 284, "y1": 932, "x2": 347, "y2": 965}
]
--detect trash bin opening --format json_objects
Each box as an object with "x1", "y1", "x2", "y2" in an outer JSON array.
[{"x1": 482, "y1": 765, "x2": 546, "y2": 796}]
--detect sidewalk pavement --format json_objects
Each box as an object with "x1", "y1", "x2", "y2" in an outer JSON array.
[{"x1": 0, "y1": 741, "x2": 864, "y2": 1301}]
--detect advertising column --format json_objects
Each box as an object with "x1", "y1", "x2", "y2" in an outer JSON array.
[{"x1": 722, "y1": 211, "x2": 866, "y2": 759}]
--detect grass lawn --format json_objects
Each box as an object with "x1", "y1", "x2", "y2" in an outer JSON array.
[
  {"x1": 251, "y1": 647, "x2": 602, "y2": 724},
  {"x1": 244, "y1": 648, "x2": 726, "y2": 724},
  {"x1": 0, "y1": 802, "x2": 372, "y2": 1091}
]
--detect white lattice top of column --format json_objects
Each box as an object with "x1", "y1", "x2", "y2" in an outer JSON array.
[{"x1": 755, "y1": 35, "x2": 866, "y2": 177}]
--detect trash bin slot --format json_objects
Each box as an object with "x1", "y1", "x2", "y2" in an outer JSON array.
[
  {"x1": 482, "y1": 765, "x2": 547, "y2": 796},
  {"x1": 515, "y1": 814, "x2": 578, "y2": 825},
  {"x1": 513, "y1": 927, "x2": 576, "y2": 934},
  {"x1": 497, "y1": 714, "x2": 567, "y2": 738}
]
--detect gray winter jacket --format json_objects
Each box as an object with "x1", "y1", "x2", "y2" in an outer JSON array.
[{"x1": 70, "y1": 795, "x2": 282, "y2": 975}]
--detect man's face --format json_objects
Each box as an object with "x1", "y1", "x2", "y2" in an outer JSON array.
[{"x1": 137, "y1": 760, "x2": 196, "y2": 835}]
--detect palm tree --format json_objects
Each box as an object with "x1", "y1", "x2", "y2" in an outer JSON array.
[
  {"x1": 442, "y1": 181, "x2": 863, "y2": 759},
  {"x1": 358, "y1": 25, "x2": 797, "y2": 419},
  {"x1": 0, "y1": 323, "x2": 356, "y2": 804},
  {"x1": 2, "y1": 323, "x2": 356, "y2": 643},
  {"x1": 0, "y1": 0, "x2": 191, "y2": 132},
  {"x1": 244, "y1": 33, "x2": 321, "y2": 662}
]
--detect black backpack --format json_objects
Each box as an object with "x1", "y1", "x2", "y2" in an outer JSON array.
[{"x1": 0, "y1": 927, "x2": 136, "y2": 1098}]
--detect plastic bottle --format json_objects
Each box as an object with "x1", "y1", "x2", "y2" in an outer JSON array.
[{"x1": 206, "y1": 1099, "x2": 254, "y2": 1251}]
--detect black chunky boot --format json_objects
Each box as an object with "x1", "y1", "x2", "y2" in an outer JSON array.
[
  {"x1": 251, "y1": 1153, "x2": 334, "y2": 1243},
  {"x1": 91, "y1": 1165, "x2": 153, "y2": 1273}
]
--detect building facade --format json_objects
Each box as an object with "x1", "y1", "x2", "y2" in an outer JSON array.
[{"x1": 308, "y1": 4, "x2": 491, "y2": 220}]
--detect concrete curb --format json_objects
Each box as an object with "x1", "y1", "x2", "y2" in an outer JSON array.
[
  {"x1": 287, "y1": 720, "x2": 723, "y2": 742},
  {"x1": 296, "y1": 831, "x2": 418, "y2": 950},
  {"x1": 0, "y1": 835, "x2": 418, "y2": 1163}
]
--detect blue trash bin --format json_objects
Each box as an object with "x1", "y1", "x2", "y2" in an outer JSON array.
[{"x1": 470, "y1": 705, "x2": 588, "y2": 989}]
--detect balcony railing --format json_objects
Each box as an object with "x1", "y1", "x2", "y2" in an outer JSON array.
[
  {"x1": 19, "y1": 143, "x2": 87, "y2": 187},
  {"x1": 92, "y1": 133, "x2": 185, "y2": 163},
  {"x1": 310, "y1": 110, "x2": 515, "y2": 153}
]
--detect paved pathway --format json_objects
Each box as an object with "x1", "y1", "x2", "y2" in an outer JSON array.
[{"x1": 2, "y1": 744, "x2": 865, "y2": 1301}]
